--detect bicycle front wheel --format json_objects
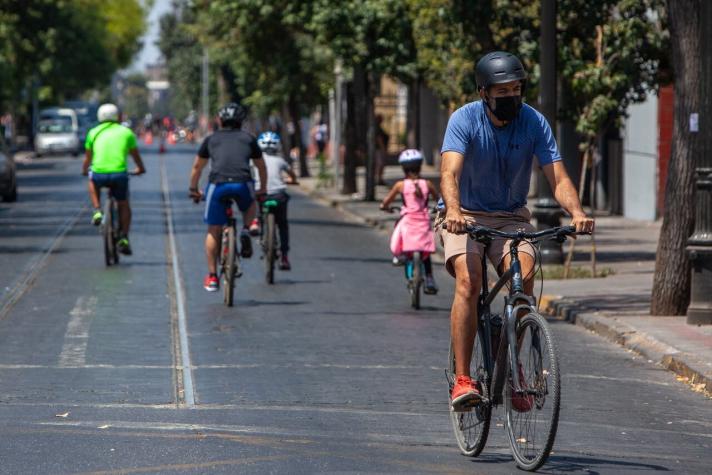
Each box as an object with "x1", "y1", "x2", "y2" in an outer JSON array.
[
  {"x1": 448, "y1": 329, "x2": 491, "y2": 457},
  {"x1": 505, "y1": 311, "x2": 561, "y2": 471},
  {"x1": 411, "y1": 252, "x2": 422, "y2": 309},
  {"x1": 265, "y1": 213, "x2": 276, "y2": 284},
  {"x1": 223, "y1": 226, "x2": 236, "y2": 307}
]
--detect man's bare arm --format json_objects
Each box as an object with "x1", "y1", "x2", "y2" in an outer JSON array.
[
  {"x1": 129, "y1": 148, "x2": 146, "y2": 175},
  {"x1": 189, "y1": 156, "x2": 208, "y2": 191},
  {"x1": 440, "y1": 151, "x2": 466, "y2": 233},
  {"x1": 542, "y1": 161, "x2": 594, "y2": 233},
  {"x1": 82, "y1": 149, "x2": 92, "y2": 176}
]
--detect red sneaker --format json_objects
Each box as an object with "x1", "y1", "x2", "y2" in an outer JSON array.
[
  {"x1": 450, "y1": 375, "x2": 481, "y2": 412},
  {"x1": 510, "y1": 363, "x2": 534, "y2": 412},
  {"x1": 248, "y1": 218, "x2": 260, "y2": 236},
  {"x1": 203, "y1": 274, "x2": 219, "y2": 292}
]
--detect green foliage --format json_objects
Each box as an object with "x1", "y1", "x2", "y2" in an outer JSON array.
[
  {"x1": 0, "y1": 0, "x2": 146, "y2": 110},
  {"x1": 406, "y1": 0, "x2": 539, "y2": 107},
  {"x1": 308, "y1": 0, "x2": 417, "y2": 82},
  {"x1": 193, "y1": 0, "x2": 332, "y2": 117},
  {"x1": 157, "y1": 2, "x2": 204, "y2": 120},
  {"x1": 559, "y1": 0, "x2": 668, "y2": 142}
]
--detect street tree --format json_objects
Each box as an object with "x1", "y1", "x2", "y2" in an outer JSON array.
[
  {"x1": 651, "y1": 0, "x2": 700, "y2": 315},
  {"x1": 158, "y1": 3, "x2": 205, "y2": 121},
  {"x1": 308, "y1": 0, "x2": 417, "y2": 197},
  {"x1": 192, "y1": 0, "x2": 332, "y2": 177},
  {"x1": 0, "y1": 0, "x2": 145, "y2": 127}
]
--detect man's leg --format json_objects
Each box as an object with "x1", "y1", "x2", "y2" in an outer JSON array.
[
  {"x1": 88, "y1": 179, "x2": 101, "y2": 209},
  {"x1": 450, "y1": 253, "x2": 483, "y2": 376},
  {"x1": 117, "y1": 200, "x2": 131, "y2": 236},
  {"x1": 275, "y1": 200, "x2": 289, "y2": 254},
  {"x1": 205, "y1": 225, "x2": 222, "y2": 275},
  {"x1": 242, "y1": 201, "x2": 257, "y2": 230}
]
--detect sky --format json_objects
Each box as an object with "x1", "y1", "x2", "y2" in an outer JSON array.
[{"x1": 129, "y1": 0, "x2": 173, "y2": 71}]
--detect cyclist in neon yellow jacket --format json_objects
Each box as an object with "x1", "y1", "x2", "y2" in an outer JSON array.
[{"x1": 81, "y1": 103, "x2": 146, "y2": 255}]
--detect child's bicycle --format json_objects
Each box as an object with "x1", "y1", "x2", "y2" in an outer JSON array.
[
  {"x1": 444, "y1": 223, "x2": 579, "y2": 471},
  {"x1": 383, "y1": 206, "x2": 436, "y2": 310},
  {"x1": 259, "y1": 197, "x2": 280, "y2": 285}
]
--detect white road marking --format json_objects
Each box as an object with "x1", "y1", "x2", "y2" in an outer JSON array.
[
  {"x1": 58, "y1": 296, "x2": 98, "y2": 367},
  {"x1": 160, "y1": 156, "x2": 195, "y2": 407},
  {"x1": 0, "y1": 205, "x2": 87, "y2": 320}
]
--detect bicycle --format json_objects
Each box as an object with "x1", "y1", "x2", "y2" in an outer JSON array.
[
  {"x1": 444, "y1": 223, "x2": 577, "y2": 471},
  {"x1": 219, "y1": 199, "x2": 243, "y2": 307},
  {"x1": 99, "y1": 171, "x2": 139, "y2": 267},
  {"x1": 383, "y1": 206, "x2": 437, "y2": 310},
  {"x1": 101, "y1": 190, "x2": 120, "y2": 267},
  {"x1": 260, "y1": 197, "x2": 280, "y2": 285}
]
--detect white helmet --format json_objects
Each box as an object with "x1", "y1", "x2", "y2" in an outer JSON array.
[
  {"x1": 398, "y1": 149, "x2": 423, "y2": 164},
  {"x1": 97, "y1": 103, "x2": 119, "y2": 122}
]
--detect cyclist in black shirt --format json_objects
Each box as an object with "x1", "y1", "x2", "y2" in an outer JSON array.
[{"x1": 189, "y1": 103, "x2": 267, "y2": 292}]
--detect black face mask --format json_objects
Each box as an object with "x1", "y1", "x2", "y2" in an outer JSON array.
[{"x1": 486, "y1": 94, "x2": 522, "y2": 122}]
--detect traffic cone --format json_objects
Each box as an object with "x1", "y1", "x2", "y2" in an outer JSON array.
[
  {"x1": 144, "y1": 131, "x2": 153, "y2": 145},
  {"x1": 167, "y1": 132, "x2": 176, "y2": 145}
]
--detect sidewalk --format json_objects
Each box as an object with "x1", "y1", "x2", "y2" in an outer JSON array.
[{"x1": 299, "y1": 163, "x2": 712, "y2": 397}]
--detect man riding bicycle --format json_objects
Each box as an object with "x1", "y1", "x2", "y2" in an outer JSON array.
[
  {"x1": 439, "y1": 52, "x2": 595, "y2": 411},
  {"x1": 82, "y1": 103, "x2": 146, "y2": 255},
  {"x1": 251, "y1": 131, "x2": 298, "y2": 270},
  {"x1": 189, "y1": 102, "x2": 267, "y2": 292}
]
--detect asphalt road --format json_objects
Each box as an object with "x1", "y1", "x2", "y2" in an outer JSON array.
[{"x1": 0, "y1": 146, "x2": 709, "y2": 474}]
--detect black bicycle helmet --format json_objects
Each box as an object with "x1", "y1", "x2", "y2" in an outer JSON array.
[
  {"x1": 475, "y1": 51, "x2": 527, "y2": 91},
  {"x1": 218, "y1": 102, "x2": 247, "y2": 126}
]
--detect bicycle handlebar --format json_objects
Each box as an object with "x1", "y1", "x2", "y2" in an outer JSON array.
[{"x1": 442, "y1": 222, "x2": 579, "y2": 242}]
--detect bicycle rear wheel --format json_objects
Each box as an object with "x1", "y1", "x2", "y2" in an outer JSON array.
[
  {"x1": 505, "y1": 311, "x2": 561, "y2": 471},
  {"x1": 102, "y1": 199, "x2": 115, "y2": 266},
  {"x1": 264, "y1": 212, "x2": 276, "y2": 284},
  {"x1": 223, "y1": 226, "x2": 236, "y2": 307},
  {"x1": 410, "y1": 252, "x2": 422, "y2": 309},
  {"x1": 111, "y1": 201, "x2": 120, "y2": 264},
  {"x1": 448, "y1": 329, "x2": 491, "y2": 457}
]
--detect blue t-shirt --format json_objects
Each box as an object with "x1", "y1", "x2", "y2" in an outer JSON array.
[{"x1": 440, "y1": 100, "x2": 561, "y2": 212}]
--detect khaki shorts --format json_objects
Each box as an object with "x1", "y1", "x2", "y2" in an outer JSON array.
[{"x1": 437, "y1": 207, "x2": 536, "y2": 277}]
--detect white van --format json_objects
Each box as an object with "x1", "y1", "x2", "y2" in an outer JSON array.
[{"x1": 34, "y1": 108, "x2": 80, "y2": 157}]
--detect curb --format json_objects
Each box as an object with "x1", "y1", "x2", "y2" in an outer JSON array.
[{"x1": 542, "y1": 294, "x2": 711, "y2": 397}]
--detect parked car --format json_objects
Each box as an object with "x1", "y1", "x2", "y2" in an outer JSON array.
[
  {"x1": 34, "y1": 108, "x2": 80, "y2": 157},
  {"x1": 0, "y1": 136, "x2": 17, "y2": 202}
]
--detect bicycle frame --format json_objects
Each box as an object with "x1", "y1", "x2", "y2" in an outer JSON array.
[{"x1": 476, "y1": 237, "x2": 536, "y2": 406}]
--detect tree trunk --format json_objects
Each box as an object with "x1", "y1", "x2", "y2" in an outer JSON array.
[
  {"x1": 288, "y1": 95, "x2": 310, "y2": 178},
  {"x1": 364, "y1": 71, "x2": 377, "y2": 202},
  {"x1": 342, "y1": 79, "x2": 357, "y2": 195},
  {"x1": 406, "y1": 77, "x2": 421, "y2": 149},
  {"x1": 650, "y1": 0, "x2": 701, "y2": 315}
]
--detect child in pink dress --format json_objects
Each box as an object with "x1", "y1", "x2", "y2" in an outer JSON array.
[{"x1": 380, "y1": 149, "x2": 439, "y2": 294}]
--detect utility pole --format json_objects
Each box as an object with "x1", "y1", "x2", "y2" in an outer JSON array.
[
  {"x1": 687, "y1": 0, "x2": 712, "y2": 325},
  {"x1": 201, "y1": 49, "x2": 210, "y2": 136},
  {"x1": 532, "y1": 0, "x2": 564, "y2": 264}
]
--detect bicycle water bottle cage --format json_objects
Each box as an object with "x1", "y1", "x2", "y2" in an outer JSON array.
[{"x1": 263, "y1": 199, "x2": 279, "y2": 209}]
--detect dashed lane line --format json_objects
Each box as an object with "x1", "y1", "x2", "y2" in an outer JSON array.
[
  {"x1": 0, "y1": 204, "x2": 88, "y2": 320},
  {"x1": 58, "y1": 296, "x2": 98, "y2": 367}
]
